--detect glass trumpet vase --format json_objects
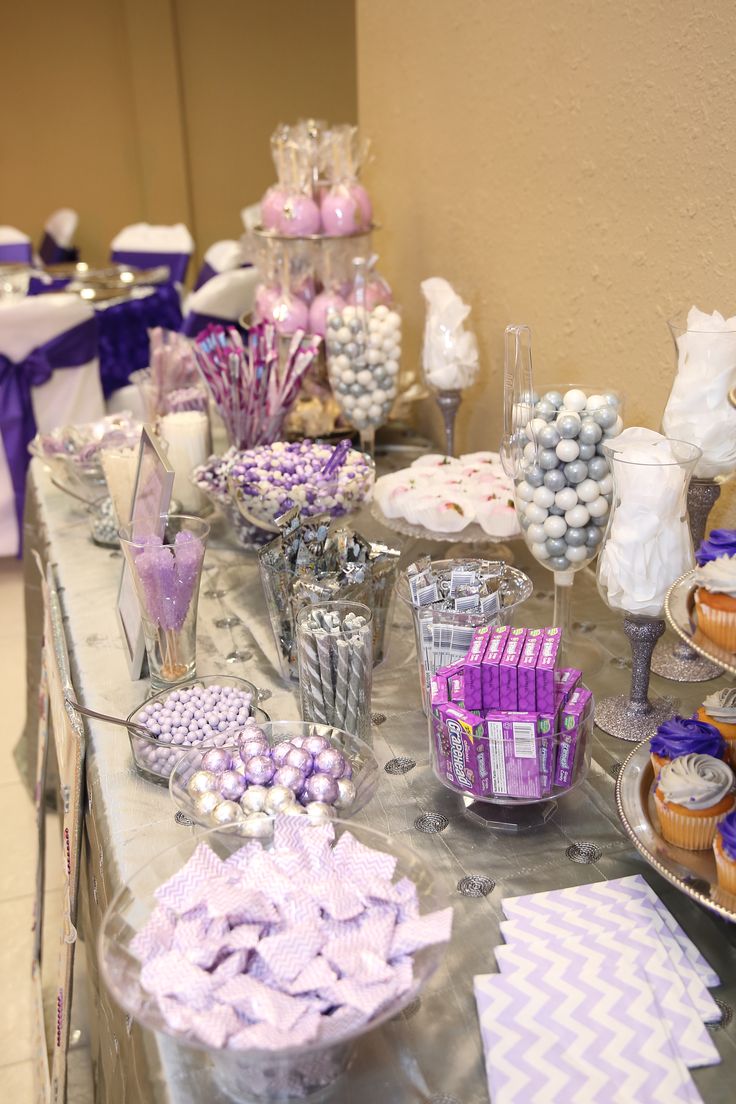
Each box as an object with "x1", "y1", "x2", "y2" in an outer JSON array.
[{"x1": 595, "y1": 435, "x2": 701, "y2": 740}]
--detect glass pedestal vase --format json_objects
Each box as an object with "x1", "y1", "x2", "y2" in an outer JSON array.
[{"x1": 651, "y1": 477, "x2": 723, "y2": 682}]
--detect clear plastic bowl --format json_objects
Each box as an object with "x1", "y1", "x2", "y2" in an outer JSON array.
[
  {"x1": 99, "y1": 821, "x2": 449, "y2": 1102},
  {"x1": 126, "y1": 675, "x2": 270, "y2": 785},
  {"x1": 396, "y1": 558, "x2": 534, "y2": 713},
  {"x1": 169, "y1": 720, "x2": 379, "y2": 827},
  {"x1": 429, "y1": 687, "x2": 594, "y2": 805}
]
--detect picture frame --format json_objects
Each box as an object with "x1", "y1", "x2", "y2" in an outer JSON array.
[{"x1": 116, "y1": 426, "x2": 175, "y2": 680}]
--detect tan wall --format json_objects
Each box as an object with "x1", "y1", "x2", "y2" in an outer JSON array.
[
  {"x1": 0, "y1": 0, "x2": 356, "y2": 269},
  {"x1": 356, "y1": 0, "x2": 736, "y2": 500}
]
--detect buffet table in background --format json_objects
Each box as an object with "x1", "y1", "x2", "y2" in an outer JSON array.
[{"x1": 22, "y1": 454, "x2": 736, "y2": 1104}]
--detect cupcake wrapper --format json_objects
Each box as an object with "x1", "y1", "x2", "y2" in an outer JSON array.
[
  {"x1": 654, "y1": 791, "x2": 728, "y2": 851},
  {"x1": 714, "y1": 838, "x2": 736, "y2": 896},
  {"x1": 725, "y1": 737, "x2": 736, "y2": 771},
  {"x1": 695, "y1": 596, "x2": 736, "y2": 652}
]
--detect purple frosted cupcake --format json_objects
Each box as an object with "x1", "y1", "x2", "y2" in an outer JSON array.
[
  {"x1": 696, "y1": 529, "x2": 736, "y2": 566},
  {"x1": 713, "y1": 809, "x2": 736, "y2": 895},
  {"x1": 650, "y1": 715, "x2": 725, "y2": 776}
]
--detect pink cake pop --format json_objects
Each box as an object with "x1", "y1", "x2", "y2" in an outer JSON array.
[
  {"x1": 308, "y1": 289, "x2": 346, "y2": 337},
  {"x1": 254, "y1": 284, "x2": 282, "y2": 322},
  {"x1": 268, "y1": 292, "x2": 309, "y2": 336},
  {"x1": 260, "y1": 185, "x2": 287, "y2": 230},
  {"x1": 277, "y1": 193, "x2": 321, "y2": 237},
  {"x1": 351, "y1": 182, "x2": 373, "y2": 226},
  {"x1": 320, "y1": 185, "x2": 367, "y2": 237}
]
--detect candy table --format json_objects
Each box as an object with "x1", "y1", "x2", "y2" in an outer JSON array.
[{"x1": 21, "y1": 452, "x2": 736, "y2": 1104}]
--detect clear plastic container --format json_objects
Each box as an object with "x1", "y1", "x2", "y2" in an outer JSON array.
[
  {"x1": 296, "y1": 602, "x2": 373, "y2": 743},
  {"x1": 396, "y1": 558, "x2": 533, "y2": 714},
  {"x1": 169, "y1": 720, "x2": 379, "y2": 828},
  {"x1": 99, "y1": 821, "x2": 448, "y2": 1102},
  {"x1": 126, "y1": 674, "x2": 269, "y2": 785}
]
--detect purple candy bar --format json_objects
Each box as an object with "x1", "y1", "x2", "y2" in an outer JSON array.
[
  {"x1": 462, "y1": 626, "x2": 494, "y2": 711},
  {"x1": 484, "y1": 713, "x2": 542, "y2": 799},
  {"x1": 498, "y1": 628, "x2": 527, "y2": 712},
  {"x1": 481, "y1": 626, "x2": 511, "y2": 710},
  {"x1": 434, "y1": 703, "x2": 491, "y2": 796},
  {"x1": 517, "y1": 629, "x2": 544, "y2": 711},
  {"x1": 535, "y1": 631, "x2": 561, "y2": 713},
  {"x1": 554, "y1": 686, "x2": 593, "y2": 788},
  {"x1": 430, "y1": 706, "x2": 451, "y2": 776},
  {"x1": 436, "y1": 659, "x2": 464, "y2": 680}
]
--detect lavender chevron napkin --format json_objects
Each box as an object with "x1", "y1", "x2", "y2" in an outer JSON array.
[
  {"x1": 474, "y1": 969, "x2": 704, "y2": 1104},
  {"x1": 501, "y1": 875, "x2": 719, "y2": 989},
  {"x1": 494, "y1": 931, "x2": 719, "y2": 1069}
]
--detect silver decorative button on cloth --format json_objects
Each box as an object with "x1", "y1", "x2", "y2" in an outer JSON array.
[
  {"x1": 385, "y1": 757, "x2": 416, "y2": 775},
  {"x1": 415, "y1": 812, "x2": 449, "y2": 833},
  {"x1": 457, "y1": 875, "x2": 495, "y2": 897},
  {"x1": 566, "y1": 842, "x2": 602, "y2": 864}
]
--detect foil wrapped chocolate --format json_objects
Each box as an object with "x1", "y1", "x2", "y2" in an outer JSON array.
[{"x1": 259, "y1": 510, "x2": 399, "y2": 680}]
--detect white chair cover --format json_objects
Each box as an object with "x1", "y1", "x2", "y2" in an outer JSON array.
[
  {"x1": 110, "y1": 223, "x2": 194, "y2": 284},
  {"x1": 0, "y1": 224, "x2": 33, "y2": 264},
  {"x1": 182, "y1": 267, "x2": 260, "y2": 334},
  {"x1": 44, "y1": 208, "x2": 78, "y2": 250}
]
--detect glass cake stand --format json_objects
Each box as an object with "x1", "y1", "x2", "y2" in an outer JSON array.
[
  {"x1": 370, "y1": 501, "x2": 520, "y2": 563},
  {"x1": 616, "y1": 740, "x2": 736, "y2": 922}
]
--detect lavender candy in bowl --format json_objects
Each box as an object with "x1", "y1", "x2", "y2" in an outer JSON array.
[
  {"x1": 192, "y1": 448, "x2": 271, "y2": 548},
  {"x1": 228, "y1": 439, "x2": 374, "y2": 535},
  {"x1": 126, "y1": 675, "x2": 270, "y2": 785},
  {"x1": 169, "y1": 720, "x2": 379, "y2": 831},
  {"x1": 29, "y1": 411, "x2": 142, "y2": 498},
  {"x1": 99, "y1": 819, "x2": 452, "y2": 1102}
]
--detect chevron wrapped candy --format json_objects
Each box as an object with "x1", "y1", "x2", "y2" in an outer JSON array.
[{"x1": 128, "y1": 818, "x2": 452, "y2": 1066}]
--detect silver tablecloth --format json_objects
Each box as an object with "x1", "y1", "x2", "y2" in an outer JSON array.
[{"x1": 24, "y1": 457, "x2": 736, "y2": 1103}]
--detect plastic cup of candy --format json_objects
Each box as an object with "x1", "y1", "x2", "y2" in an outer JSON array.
[
  {"x1": 126, "y1": 675, "x2": 270, "y2": 785},
  {"x1": 99, "y1": 821, "x2": 448, "y2": 1102},
  {"x1": 169, "y1": 720, "x2": 379, "y2": 830}
]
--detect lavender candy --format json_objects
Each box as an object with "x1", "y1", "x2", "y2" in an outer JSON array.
[
  {"x1": 273, "y1": 765, "x2": 307, "y2": 796},
  {"x1": 201, "y1": 748, "x2": 233, "y2": 773},
  {"x1": 218, "y1": 769, "x2": 248, "y2": 802},
  {"x1": 244, "y1": 755, "x2": 276, "y2": 786},
  {"x1": 303, "y1": 734, "x2": 331, "y2": 756},
  {"x1": 285, "y1": 747, "x2": 314, "y2": 775},
  {"x1": 303, "y1": 773, "x2": 339, "y2": 805},
  {"x1": 314, "y1": 747, "x2": 347, "y2": 779},
  {"x1": 271, "y1": 741, "x2": 296, "y2": 766},
  {"x1": 239, "y1": 737, "x2": 270, "y2": 762}
]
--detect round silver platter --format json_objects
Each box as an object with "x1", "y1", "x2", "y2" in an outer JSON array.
[
  {"x1": 615, "y1": 739, "x2": 736, "y2": 923},
  {"x1": 665, "y1": 569, "x2": 736, "y2": 678}
]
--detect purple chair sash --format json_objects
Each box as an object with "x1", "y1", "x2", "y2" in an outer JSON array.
[
  {"x1": 0, "y1": 241, "x2": 32, "y2": 264},
  {"x1": 180, "y1": 310, "x2": 247, "y2": 339},
  {"x1": 27, "y1": 275, "x2": 73, "y2": 296},
  {"x1": 39, "y1": 232, "x2": 79, "y2": 266},
  {"x1": 98, "y1": 282, "x2": 182, "y2": 397},
  {"x1": 0, "y1": 315, "x2": 98, "y2": 544},
  {"x1": 110, "y1": 249, "x2": 190, "y2": 284}
]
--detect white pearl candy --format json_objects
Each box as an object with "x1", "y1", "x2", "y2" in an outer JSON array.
[
  {"x1": 187, "y1": 770, "x2": 218, "y2": 798},
  {"x1": 566, "y1": 545, "x2": 589, "y2": 563},
  {"x1": 555, "y1": 439, "x2": 580, "y2": 463},
  {"x1": 575, "y1": 479, "x2": 599, "y2": 503},
  {"x1": 525, "y1": 503, "x2": 549, "y2": 524},
  {"x1": 335, "y1": 778, "x2": 357, "y2": 809},
  {"x1": 239, "y1": 785, "x2": 268, "y2": 814},
  {"x1": 564, "y1": 504, "x2": 590, "y2": 528},
  {"x1": 554, "y1": 487, "x2": 578, "y2": 512},
  {"x1": 532, "y1": 487, "x2": 555, "y2": 509},
  {"x1": 585, "y1": 394, "x2": 606, "y2": 411},
  {"x1": 527, "y1": 522, "x2": 547, "y2": 544},
  {"x1": 193, "y1": 791, "x2": 220, "y2": 818},
  {"x1": 587, "y1": 496, "x2": 610, "y2": 518},
  {"x1": 598, "y1": 473, "x2": 613, "y2": 495},
  {"x1": 517, "y1": 482, "x2": 535, "y2": 502},
  {"x1": 563, "y1": 388, "x2": 587, "y2": 412},
  {"x1": 531, "y1": 542, "x2": 550, "y2": 560},
  {"x1": 306, "y1": 801, "x2": 336, "y2": 825},
  {"x1": 543, "y1": 515, "x2": 567, "y2": 539}
]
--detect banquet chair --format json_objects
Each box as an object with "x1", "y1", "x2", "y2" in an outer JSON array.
[
  {"x1": 110, "y1": 222, "x2": 194, "y2": 285},
  {"x1": 0, "y1": 224, "x2": 33, "y2": 264},
  {"x1": 180, "y1": 265, "x2": 260, "y2": 338},
  {"x1": 192, "y1": 238, "x2": 250, "y2": 290},
  {"x1": 0, "y1": 294, "x2": 103, "y2": 555},
  {"x1": 38, "y1": 208, "x2": 79, "y2": 266},
  {"x1": 31, "y1": 554, "x2": 87, "y2": 1104}
]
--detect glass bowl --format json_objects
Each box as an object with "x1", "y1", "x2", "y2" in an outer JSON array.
[
  {"x1": 169, "y1": 720, "x2": 379, "y2": 828},
  {"x1": 99, "y1": 821, "x2": 449, "y2": 1102},
  {"x1": 396, "y1": 558, "x2": 534, "y2": 713},
  {"x1": 29, "y1": 411, "x2": 141, "y2": 497},
  {"x1": 429, "y1": 687, "x2": 594, "y2": 806},
  {"x1": 126, "y1": 675, "x2": 270, "y2": 785}
]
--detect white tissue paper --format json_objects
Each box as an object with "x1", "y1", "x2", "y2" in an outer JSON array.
[
  {"x1": 420, "y1": 277, "x2": 479, "y2": 391},
  {"x1": 44, "y1": 208, "x2": 78, "y2": 248},
  {"x1": 598, "y1": 428, "x2": 694, "y2": 617},
  {"x1": 662, "y1": 306, "x2": 736, "y2": 479},
  {"x1": 110, "y1": 222, "x2": 194, "y2": 253}
]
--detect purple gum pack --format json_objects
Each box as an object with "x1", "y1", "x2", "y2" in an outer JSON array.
[
  {"x1": 535, "y1": 629, "x2": 561, "y2": 713},
  {"x1": 430, "y1": 675, "x2": 449, "y2": 707},
  {"x1": 462, "y1": 625, "x2": 494, "y2": 711},
  {"x1": 498, "y1": 628, "x2": 528, "y2": 711},
  {"x1": 449, "y1": 673, "x2": 465, "y2": 703},
  {"x1": 554, "y1": 686, "x2": 592, "y2": 788},
  {"x1": 484, "y1": 712, "x2": 542, "y2": 799},
  {"x1": 555, "y1": 667, "x2": 582, "y2": 707},
  {"x1": 480, "y1": 625, "x2": 511, "y2": 710},
  {"x1": 433, "y1": 703, "x2": 491, "y2": 797},
  {"x1": 517, "y1": 629, "x2": 545, "y2": 711}
]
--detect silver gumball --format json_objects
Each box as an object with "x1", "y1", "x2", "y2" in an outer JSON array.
[
  {"x1": 187, "y1": 770, "x2": 218, "y2": 798},
  {"x1": 264, "y1": 784, "x2": 297, "y2": 814},
  {"x1": 240, "y1": 784, "x2": 268, "y2": 814},
  {"x1": 335, "y1": 777, "x2": 357, "y2": 810},
  {"x1": 193, "y1": 791, "x2": 221, "y2": 818},
  {"x1": 211, "y1": 800, "x2": 241, "y2": 826}
]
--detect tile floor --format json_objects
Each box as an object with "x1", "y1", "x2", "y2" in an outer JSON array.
[{"x1": 0, "y1": 558, "x2": 92, "y2": 1098}]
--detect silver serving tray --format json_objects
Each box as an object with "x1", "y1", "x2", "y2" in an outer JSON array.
[
  {"x1": 615, "y1": 739, "x2": 736, "y2": 922},
  {"x1": 665, "y1": 569, "x2": 736, "y2": 677}
]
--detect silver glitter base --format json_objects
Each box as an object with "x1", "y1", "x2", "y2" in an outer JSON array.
[
  {"x1": 595, "y1": 693, "x2": 677, "y2": 741},
  {"x1": 651, "y1": 637, "x2": 723, "y2": 683},
  {"x1": 463, "y1": 796, "x2": 557, "y2": 832}
]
